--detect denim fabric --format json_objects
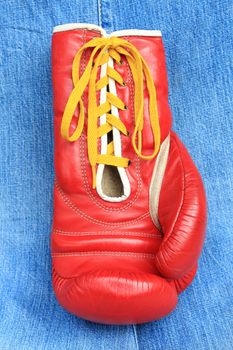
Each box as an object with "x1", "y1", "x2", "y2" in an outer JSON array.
[{"x1": 0, "y1": 1, "x2": 232, "y2": 349}]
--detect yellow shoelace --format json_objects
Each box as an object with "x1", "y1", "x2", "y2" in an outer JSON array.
[{"x1": 61, "y1": 37, "x2": 161, "y2": 188}]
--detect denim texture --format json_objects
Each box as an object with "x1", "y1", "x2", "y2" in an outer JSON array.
[{"x1": 0, "y1": 1, "x2": 232, "y2": 349}]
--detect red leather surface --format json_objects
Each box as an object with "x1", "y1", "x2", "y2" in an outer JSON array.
[
  {"x1": 156, "y1": 133, "x2": 207, "y2": 279},
  {"x1": 51, "y1": 27, "x2": 206, "y2": 324}
]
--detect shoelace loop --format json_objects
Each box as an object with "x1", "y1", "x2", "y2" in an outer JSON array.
[{"x1": 61, "y1": 37, "x2": 161, "y2": 188}]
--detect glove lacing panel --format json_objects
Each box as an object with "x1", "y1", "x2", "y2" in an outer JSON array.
[{"x1": 61, "y1": 37, "x2": 161, "y2": 189}]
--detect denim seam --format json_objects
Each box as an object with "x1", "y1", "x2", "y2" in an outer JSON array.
[{"x1": 98, "y1": 0, "x2": 102, "y2": 27}]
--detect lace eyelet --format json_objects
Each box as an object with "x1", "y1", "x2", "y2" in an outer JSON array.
[
  {"x1": 122, "y1": 81, "x2": 127, "y2": 87},
  {"x1": 128, "y1": 160, "x2": 131, "y2": 166},
  {"x1": 118, "y1": 60, "x2": 123, "y2": 66},
  {"x1": 124, "y1": 105, "x2": 128, "y2": 110}
]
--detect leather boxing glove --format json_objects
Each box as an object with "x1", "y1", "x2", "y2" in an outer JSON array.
[{"x1": 51, "y1": 23, "x2": 207, "y2": 324}]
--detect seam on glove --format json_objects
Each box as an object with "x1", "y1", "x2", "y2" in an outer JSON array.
[
  {"x1": 53, "y1": 229, "x2": 162, "y2": 238},
  {"x1": 52, "y1": 265, "x2": 158, "y2": 282},
  {"x1": 160, "y1": 134, "x2": 185, "y2": 246},
  {"x1": 52, "y1": 251, "x2": 156, "y2": 259}
]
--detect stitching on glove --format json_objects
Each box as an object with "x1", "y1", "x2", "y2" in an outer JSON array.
[
  {"x1": 52, "y1": 251, "x2": 156, "y2": 259},
  {"x1": 79, "y1": 40, "x2": 143, "y2": 212},
  {"x1": 53, "y1": 229, "x2": 162, "y2": 238},
  {"x1": 55, "y1": 180, "x2": 150, "y2": 226}
]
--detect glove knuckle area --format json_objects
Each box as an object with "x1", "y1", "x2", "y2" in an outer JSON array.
[{"x1": 52, "y1": 255, "x2": 178, "y2": 324}]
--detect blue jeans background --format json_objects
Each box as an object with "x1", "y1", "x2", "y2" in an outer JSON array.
[{"x1": 0, "y1": 1, "x2": 232, "y2": 349}]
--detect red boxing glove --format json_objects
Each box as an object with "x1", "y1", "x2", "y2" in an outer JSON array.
[{"x1": 51, "y1": 24, "x2": 207, "y2": 325}]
